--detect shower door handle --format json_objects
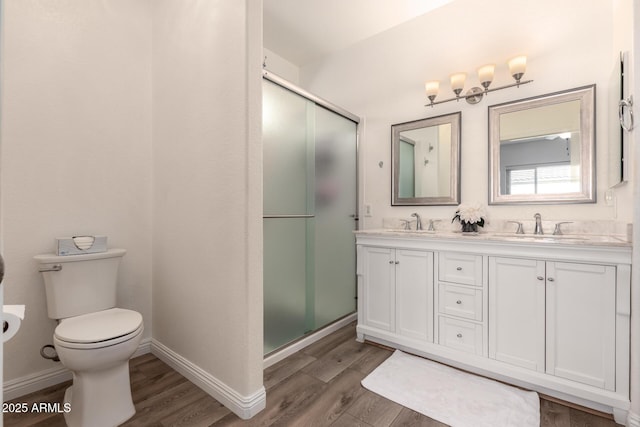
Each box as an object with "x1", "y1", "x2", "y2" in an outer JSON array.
[{"x1": 619, "y1": 96, "x2": 634, "y2": 131}]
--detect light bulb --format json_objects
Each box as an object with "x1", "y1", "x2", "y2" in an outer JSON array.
[
  {"x1": 477, "y1": 64, "x2": 495, "y2": 90},
  {"x1": 508, "y1": 56, "x2": 527, "y2": 83},
  {"x1": 449, "y1": 72, "x2": 467, "y2": 97},
  {"x1": 425, "y1": 81, "x2": 440, "y2": 98}
]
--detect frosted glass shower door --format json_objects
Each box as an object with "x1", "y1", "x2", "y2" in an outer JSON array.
[
  {"x1": 313, "y1": 106, "x2": 357, "y2": 328},
  {"x1": 263, "y1": 80, "x2": 314, "y2": 353},
  {"x1": 263, "y1": 78, "x2": 358, "y2": 355}
]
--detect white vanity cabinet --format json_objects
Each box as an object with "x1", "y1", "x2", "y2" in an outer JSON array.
[
  {"x1": 359, "y1": 246, "x2": 434, "y2": 342},
  {"x1": 489, "y1": 257, "x2": 616, "y2": 390},
  {"x1": 355, "y1": 231, "x2": 632, "y2": 424}
]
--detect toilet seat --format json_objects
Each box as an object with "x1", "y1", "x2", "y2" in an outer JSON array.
[{"x1": 55, "y1": 308, "x2": 143, "y2": 350}]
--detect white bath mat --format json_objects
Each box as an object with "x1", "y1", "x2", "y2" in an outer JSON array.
[{"x1": 362, "y1": 350, "x2": 540, "y2": 427}]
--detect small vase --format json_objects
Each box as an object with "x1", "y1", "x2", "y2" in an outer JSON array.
[{"x1": 461, "y1": 222, "x2": 478, "y2": 233}]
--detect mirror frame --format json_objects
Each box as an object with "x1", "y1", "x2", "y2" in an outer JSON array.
[
  {"x1": 391, "y1": 112, "x2": 461, "y2": 206},
  {"x1": 488, "y1": 85, "x2": 596, "y2": 205}
]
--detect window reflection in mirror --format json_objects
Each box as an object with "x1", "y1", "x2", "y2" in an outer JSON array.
[
  {"x1": 392, "y1": 112, "x2": 460, "y2": 206},
  {"x1": 500, "y1": 100, "x2": 581, "y2": 195},
  {"x1": 489, "y1": 86, "x2": 595, "y2": 204}
]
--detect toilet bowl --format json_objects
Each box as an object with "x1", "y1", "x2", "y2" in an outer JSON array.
[{"x1": 53, "y1": 308, "x2": 143, "y2": 427}]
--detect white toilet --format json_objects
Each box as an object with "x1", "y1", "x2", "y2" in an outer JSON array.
[{"x1": 35, "y1": 248, "x2": 143, "y2": 427}]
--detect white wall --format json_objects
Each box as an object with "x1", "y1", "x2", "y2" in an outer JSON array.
[
  {"x1": 0, "y1": 0, "x2": 153, "y2": 383},
  {"x1": 152, "y1": 0, "x2": 264, "y2": 404},
  {"x1": 299, "y1": 0, "x2": 632, "y2": 229}
]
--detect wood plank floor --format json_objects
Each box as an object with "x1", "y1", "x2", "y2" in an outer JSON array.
[{"x1": 6, "y1": 322, "x2": 623, "y2": 426}]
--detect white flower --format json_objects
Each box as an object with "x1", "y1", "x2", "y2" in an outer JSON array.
[{"x1": 455, "y1": 203, "x2": 486, "y2": 224}]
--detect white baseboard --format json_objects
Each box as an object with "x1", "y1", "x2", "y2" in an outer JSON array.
[
  {"x1": 263, "y1": 312, "x2": 357, "y2": 369},
  {"x1": 150, "y1": 339, "x2": 265, "y2": 420},
  {"x1": 628, "y1": 410, "x2": 640, "y2": 427},
  {"x1": 3, "y1": 365, "x2": 72, "y2": 402},
  {"x1": 3, "y1": 337, "x2": 152, "y2": 401}
]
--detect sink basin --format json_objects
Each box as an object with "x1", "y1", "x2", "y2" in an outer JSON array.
[{"x1": 491, "y1": 233, "x2": 585, "y2": 242}]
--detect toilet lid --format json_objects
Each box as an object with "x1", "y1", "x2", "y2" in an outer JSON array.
[{"x1": 55, "y1": 308, "x2": 143, "y2": 344}]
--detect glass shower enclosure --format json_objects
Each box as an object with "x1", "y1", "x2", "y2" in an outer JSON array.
[{"x1": 263, "y1": 73, "x2": 359, "y2": 355}]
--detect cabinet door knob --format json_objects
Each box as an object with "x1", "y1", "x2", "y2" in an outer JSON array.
[
  {"x1": 395, "y1": 261, "x2": 400, "y2": 264},
  {"x1": 456, "y1": 266, "x2": 462, "y2": 271},
  {"x1": 456, "y1": 300, "x2": 462, "y2": 305},
  {"x1": 537, "y1": 276, "x2": 544, "y2": 281},
  {"x1": 456, "y1": 333, "x2": 463, "y2": 338},
  {"x1": 547, "y1": 277, "x2": 555, "y2": 282},
  {"x1": 389, "y1": 260, "x2": 394, "y2": 264}
]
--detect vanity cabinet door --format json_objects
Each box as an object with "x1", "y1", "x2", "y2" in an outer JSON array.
[
  {"x1": 396, "y1": 250, "x2": 433, "y2": 342},
  {"x1": 546, "y1": 262, "x2": 616, "y2": 391},
  {"x1": 360, "y1": 247, "x2": 395, "y2": 332},
  {"x1": 489, "y1": 257, "x2": 546, "y2": 372},
  {"x1": 489, "y1": 257, "x2": 617, "y2": 390},
  {"x1": 360, "y1": 246, "x2": 433, "y2": 341}
]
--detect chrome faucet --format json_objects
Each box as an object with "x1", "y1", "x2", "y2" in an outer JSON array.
[
  {"x1": 412, "y1": 213, "x2": 423, "y2": 231},
  {"x1": 534, "y1": 213, "x2": 543, "y2": 235}
]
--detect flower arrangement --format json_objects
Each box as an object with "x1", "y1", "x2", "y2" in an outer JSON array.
[{"x1": 452, "y1": 203, "x2": 487, "y2": 233}]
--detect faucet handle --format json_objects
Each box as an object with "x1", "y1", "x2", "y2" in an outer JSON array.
[
  {"x1": 507, "y1": 221, "x2": 525, "y2": 234},
  {"x1": 553, "y1": 221, "x2": 573, "y2": 235},
  {"x1": 399, "y1": 219, "x2": 411, "y2": 230},
  {"x1": 427, "y1": 219, "x2": 441, "y2": 231}
]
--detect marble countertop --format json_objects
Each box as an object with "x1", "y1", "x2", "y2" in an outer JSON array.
[{"x1": 355, "y1": 229, "x2": 631, "y2": 248}]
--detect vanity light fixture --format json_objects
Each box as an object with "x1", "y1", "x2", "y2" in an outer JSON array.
[{"x1": 425, "y1": 55, "x2": 533, "y2": 107}]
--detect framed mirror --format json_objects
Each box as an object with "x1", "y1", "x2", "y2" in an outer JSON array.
[
  {"x1": 488, "y1": 85, "x2": 595, "y2": 205},
  {"x1": 392, "y1": 112, "x2": 461, "y2": 206}
]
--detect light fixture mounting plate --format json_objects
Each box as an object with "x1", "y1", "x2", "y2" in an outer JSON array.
[{"x1": 465, "y1": 87, "x2": 484, "y2": 104}]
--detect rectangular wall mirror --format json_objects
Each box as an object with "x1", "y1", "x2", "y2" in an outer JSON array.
[
  {"x1": 392, "y1": 112, "x2": 461, "y2": 206},
  {"x1": 488, "y1": 85, "x2": 595, "y2": 205}
]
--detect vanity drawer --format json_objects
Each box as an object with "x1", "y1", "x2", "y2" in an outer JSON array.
[
  {"x1": 438, "y1": 283, "x2": 482, "y2": 321},
  {"x1": 438, "y1": 316, "x2": 483, "y2": 356},
  {"x1": 438, "y1": 252, "x2": 483, "y2": 286}
]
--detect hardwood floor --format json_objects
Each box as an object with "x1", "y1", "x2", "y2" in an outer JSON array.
[{"x1": 6, "y1": 322, "x2": 623, "y2": 426}]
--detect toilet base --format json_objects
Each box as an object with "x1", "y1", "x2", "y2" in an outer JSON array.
[{"x1": 63, "y1": 362, "x2": 136, "y2": 427}]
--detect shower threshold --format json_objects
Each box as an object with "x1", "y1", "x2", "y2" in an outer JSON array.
[{"x1": 263, "y1": 312, "x2": 357, "y2": 369}]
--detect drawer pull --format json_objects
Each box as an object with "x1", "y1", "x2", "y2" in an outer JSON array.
[
  {"x1": 537, "y1": 276, "x2": 544, "y2": 281},
  {"x1": 456, "y1": 333, "x2": 463, "y2": 338},
  {"x1": 547, "y1": 277, "x2": 555, "y2": 282},
  {"x1": 456, "y1": 300, "x2": 462, "y2": 305},
  {"x1": 456, "y1": 267, "x2": 462, "y2": 271}
]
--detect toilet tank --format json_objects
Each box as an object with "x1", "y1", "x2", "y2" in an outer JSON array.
[{"x1": 34, "y1": 248, "x2": 126, "y2": 320}]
